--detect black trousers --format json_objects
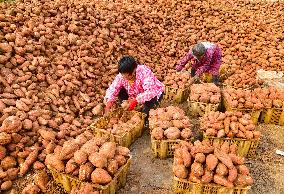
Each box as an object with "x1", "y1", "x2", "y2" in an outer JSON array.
[
  {"x1": 191, "y1": 68, "x2": 219, "y2": 85},
  {"x1": 118, "y1": 88, "x2": 163, "y2": 122}
]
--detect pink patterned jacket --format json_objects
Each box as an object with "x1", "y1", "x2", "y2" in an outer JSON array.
[
  {"x1": 177, "y1": 42, "x2": 222, "y2": 76},
  {"x1": 104, "y1": 65, "x2": 164, "y2": 104}
]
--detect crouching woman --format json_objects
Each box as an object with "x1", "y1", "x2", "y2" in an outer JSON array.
[{"x1": 104, "y1": 56, "x2": 164, "y2": 127}]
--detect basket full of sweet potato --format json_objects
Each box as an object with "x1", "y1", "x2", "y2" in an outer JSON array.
[
  {"x1": 200, "y1": 111, "x2": 260, "y2": 157},
  {"x1": 149, "y1": 106, "x2": 193, "y2": 159},
  {"x1": 45, "y1": 131, "x2": 131, "y2": 194},
  {"x1": 89, "y1": 108, "x2": 145, "y2": 148},
  {"x1": 188, "y1": 83, "x2": 221, "y2": 117},
  {"x1": 172, "y1": 140, "x2": 252, "y2": 194},
  {"x1": 163, "y1": 71, "x2": 192, "y2": 103}
]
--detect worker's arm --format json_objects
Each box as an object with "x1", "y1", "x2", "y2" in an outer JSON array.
[
  {"x1": 104, "y1": 74, "x2": 123, "y2": 106},
  {"x1": 176, "y1": 50, "x2": 194, "y2": 71}
]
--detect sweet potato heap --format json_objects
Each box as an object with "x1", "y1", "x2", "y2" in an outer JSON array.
[
  {"x1": 200, "y1": 111, "x2": 261, "y2": 139},
  {"x1": 149, "y1": 106, "x2": 193, "y2": 140},
  {"x1": 173, "y1": 141, "x2": 253, "y2": 188},
  {"x1": 103, "y1": 112, "x2": 142, "y2": 135},
  {"x1": 224, "y1": 87, "x2": 284, "y2": 109},
  {"x1": 45, "y1": 131, "x2": 130, "y2": 192},
  {"x1": 190, "y1": 83, "x2": 221, "y2": 104},
  {"x1": 0, "y1": 115, "x2": 47, "y2": 192},
  {"x1": 164, "y1": 70, "x2": 192, "y2": 89}
]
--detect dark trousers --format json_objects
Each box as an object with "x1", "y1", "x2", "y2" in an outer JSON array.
[
  {"x1": 191, "y1": 69, "x2": 219, "y2": 85},
  {"x1": 118, "y1": 88, "x2": 163, "y2": 122}
]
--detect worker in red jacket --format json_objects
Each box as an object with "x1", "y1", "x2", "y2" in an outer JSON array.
[{"x1": 176, "y1": 42, "x2": 222, "y2": 85}]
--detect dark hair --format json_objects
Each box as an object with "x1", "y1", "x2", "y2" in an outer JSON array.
[
  {"x1": 192, "y1": 43, "x2": 206, "y2": 57},
  {"x1": 118, "y1": 56, "x2": 137, "y2": 74}
]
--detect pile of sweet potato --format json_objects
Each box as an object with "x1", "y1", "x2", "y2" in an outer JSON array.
[
  {"x1": 103, "y1": 112, "x2": 142, "y2": 135},
  {"x1": 200, "y1": 111, "x2": 261, "y2": 139},
  {"x1": 254, "y1": 87, "x2": 284, "y2": 108},
  {"x1": 164, "y1": 70, "x2": 192, "y2": 89},
  {"x1": 173, "y1": 140, "x2": 253, "y2": 187},
  {"x1": 190, "y1": 84, "x2": 221, "y2": 104},
  {"x1": 45, "y1": 131, "x2": 130, "y2": 190},
  {"x1": 224, "y1": 87, "x2": 284, "y2": 109},
  {"x1": 149, "y1": 106, "x2": 193, "y2": 140},
  {"x1": 0, "y1": 115, "x2": 48, "y2": 191}
]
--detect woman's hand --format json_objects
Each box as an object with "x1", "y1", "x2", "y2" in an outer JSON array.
[
  {"x1": 121, "y1": 100, "x2": 130, "y2": 110},
  {"x1": 104, "y1": 101, "x2": 113, "y2": 114},
  {"x1": 127, "y1": 99, "x2": 138, "y2": 111}
]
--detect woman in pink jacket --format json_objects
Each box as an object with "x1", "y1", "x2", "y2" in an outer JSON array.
[
  {"x1": 104, "y1": 56, "x2": 164, "y2": 127},
  {"x1": 176, "y1": 42, "x2": 222, "y2": 85}
]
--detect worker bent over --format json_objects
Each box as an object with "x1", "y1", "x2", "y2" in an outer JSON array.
[{"x1": 176, "y1": 42, "x2": 222, "y2": 85}]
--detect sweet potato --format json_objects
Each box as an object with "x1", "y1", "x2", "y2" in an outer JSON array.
[
  {"x1": 4, "y1": 168, "x2": 19, "y2": 181},
  {"x1": 74, "y1": 150, "x2": 88, "y2": 164},
  {"x1": 205, "y1": 154, "x2": 218, "y2": 171},
  {"x1": 237, "y1": 164, "x2": 250, "y2": 175},
  {"x1": 173, "y1": 164, "x2": 188, "y2": 179},
  {"x1": 189, "y1": 172, "x2": 201, "y2": 183},
  {"x1": 214, "y1": 149, "x2": 234, "y2": 169},
  {"x1": 1, "y1": 180, "x2": 12, "y2": 191},
  {"x1": 213, "y1": 175, "x2": 233, "y2": 188},
  {"x1": 216, "y1": 163, "x2": 228, "y2": 176},
  {"x1": 201, "y1": 169, "x2": 213, "y2": 183},
  {"x1": 79, "y1": 162, "x2": 94, "y2": 181},
  {"x1": 99, "y1": 142, "x2": 116, "y2": 159},
  {"x1": 60, "y1": 140, "x2": 79, "y2": 160},
  {"x1": 38, "y1": 129, "x2": 56, "y2": 141},
  {"x1": 244, "y1": 131, "x2": 254, "y2": 139},
  {"x1": 91, "y1": 168, "x2": 112, "y2": 185},
  {"x1": 235, "y1": 174, "x2": 254, "y2": 186},
  {"x1": 33, "y1": 161, "x2": 45, "y2": 171},
  {"x1": 19, "y1": 148, "x2": 39, "y2": 176},
  {"x1": 34, "y1": 171, "x2": 49, "y2": 192},
  {"x1": 151, "y1": 127, "x2": 164, "y2": 140},
  {"x1": 217, "y1": 129, "x2": 225, "y2": 138},
  {"x1": 45, "y1": 141, "x2": 56, "y2": 154},
  {"x1": 253, "y1": 131, "x2": 261, "y2": 139},
  {"x1": 45, "y1": 154, "x2": 65, "y2": 172},
  {"x1": 114, "y1": 155, "x2": 127, "y2": 167},
  {"x1": 191, "y1": 162, "x2": 204, "y2": 177},
  {"x1": 0, "y1": 146, "x2": 6, "y2": 160},
  {"x1": 228, "y1": 167, "x2": 238, "y2": 182},
  {"x1": 0, "y1": 116, "x2": 22, "y2": 133},
  {"x1": 107, "y1": 159, "x2": 119, "y2": 175},
  {"x1": 195, "y1": 153, "x2": 206, "y2": 163},
  {"x1": 181, "y1": 128, "x2": 192, "y2": 139},
  {"x1": 229, "y1": 144, "x2": 238, "y2": 154},
  {"x1": 80, "y1": 141, "x2": 99, "y2": 156},
  {"x1": 220, "y1": 142, "x2": 230, "y2": 154},
  {"x1": 65, "y1": 158, "x2": 78, "y2": 174},
  {"x1": 164, "y1": 127, "x2": 181, "y2": 140},
  {"x1": 182, "y1": 148, "x2": 192, "y2": 167},
  {"x1": 1, "y1": 156, "x2": 17, "y2": 170},
  {"x1": 229, "y1": 154, "x2": 245, "y2": 165},
  {"x1": 224, "y1": 117, "x2": 230, "y2": 134},
  {"x1": 21, "y1": 184, "x2": 40, "y2": 194},
  {"x1": 89, "y1": 152, "x2": 107, "y2": 168},
  {"x1": 116, "y1": 146, "x2": 130, "y2": 156}
]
